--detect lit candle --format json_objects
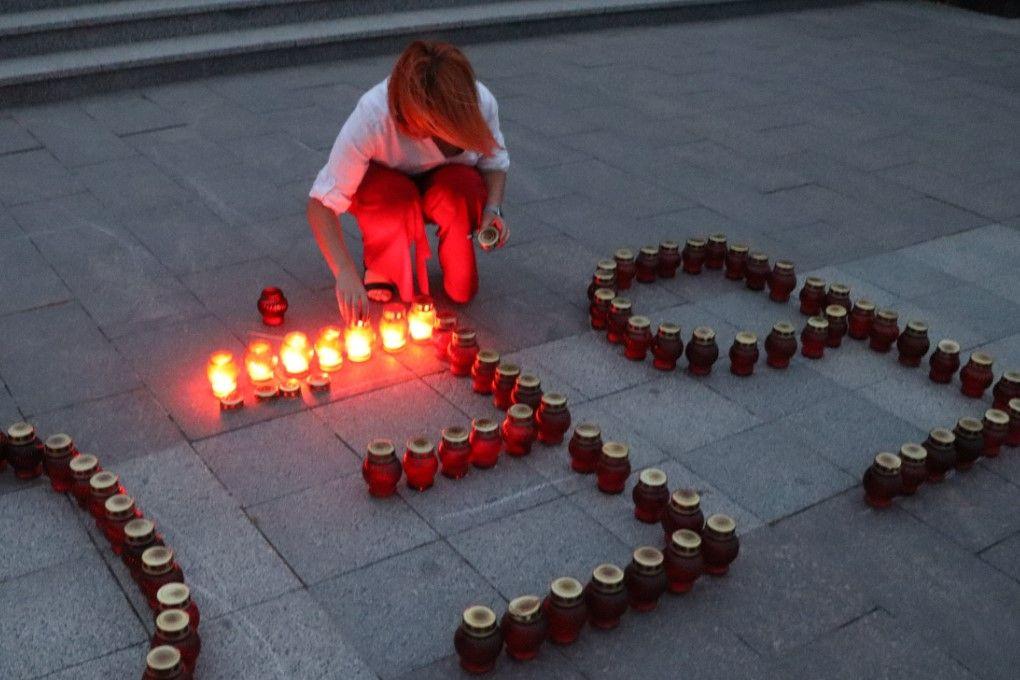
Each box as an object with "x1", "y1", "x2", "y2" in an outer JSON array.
[
  {"x1": 345, "y1": 320, "x2": 373, "y2": 363},
  {"x1": 408, "y1": 296, "x2": 436, "y2": 342},
  {"x1": 379, "y1": 303, "x2": 408, "y2": 353},
  {"x1": 280, "y1": 332, "x2": 312, "y2": 376},
  {"x1": 206, "y1": 351, "x2": 240, "y2": 406},
  {"x1": 244, "y1": 339, "x2": 276, "y2": 384},
  {"x1": 314, "y1": 326, "x2": 343, "y2": 372}
]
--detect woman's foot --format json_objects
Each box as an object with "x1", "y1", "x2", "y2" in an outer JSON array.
[{"x1": 363, "y1": 269, "x2": 397, "y2": 303}]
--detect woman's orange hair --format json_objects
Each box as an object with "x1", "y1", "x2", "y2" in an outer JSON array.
[{"x1": 388, "y1": 41, "x2": 499, "y2": 155}]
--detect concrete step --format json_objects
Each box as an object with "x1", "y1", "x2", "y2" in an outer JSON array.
[{"x1": 0, "y1": 0, "x2": 865, "y2": 106}]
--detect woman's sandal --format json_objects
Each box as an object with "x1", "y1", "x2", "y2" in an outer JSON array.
[{"x1": 364, "y1": 281, "x2": 398, "y2": 303}]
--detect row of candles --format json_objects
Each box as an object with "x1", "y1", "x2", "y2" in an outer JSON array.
[
  {"x1": 455, "y1": 478, "x2": 740, "y2": 675},
  {"x1": 0, "y1": 424, "x2": 200, "y2": 680}
]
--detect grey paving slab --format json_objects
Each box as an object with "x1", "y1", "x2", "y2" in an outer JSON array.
[
  {"x1": 115, "y1": 443, "x2": 301, "y2": 620},
  {"x1": 124, "y1": 124, "x2": 242, "y2": 176},
  {"x1": 232, "y1": 132, "x2": 323, "y2": 186},
  {"x1": 176, "y1": 163, "x2": 303, "y2": 225},
  {"x1": 398, "y1": 649, "x2": 585, "y2": 680},
  {"x1": 9, "y1": 190, "x2": 118, "y2": 235},
  {"x1": 0, "y1": 148, "x2": 85, "y2": 206},
  {"x1": 249, "y1": 472, "x2": 437, "y2": 585},
  {"x1": 422, "y1": 370, "x2": 504, "y2": 425},
  {"x1": 0, "y1": 119, "x2": 40, "y2": 155},
  {"x1": 458, "y1": 285, "x2": 586, "y2": 354},
  {"x1": 313, "y1": 540, "x2": 501, "y2": 679},
  {"x1": 194, "y1": 410, "x2": 360, "y2": 508},
  {"x1": 197, "y1": 589, "x2": 376, "y2": 680},
  {"x1": 0, "y1": 235, "x2": 70, "y2": 316},
  {"x1": 981, "y1": 531, "x2": 1020, "y2": 586},
  {"x1": 448, "y1": 496, "x2": 631, "y2": 600},
  {"x1": 264, "y1": 103, "x2": 356, "y2": 152},
  {"x1": 74, "y1": 155, "x2": 192, "y2": 210},
  {"x1": 82, "y1": 94, "x2": 188, "y2": 136},
  {"x1": 840, "y1": 249, "x2": 969, "y2": 300},
  {"x1": 692, "y1": 287, "x2": 800, "y2": 337},
  {"x1": 44, "y1": 644, "x2": 149, "y2": 680},
  {"x1": 706, "y1": 363, "x2": 851, "y2": 422},
  {"x1": 0, "y1": 488, "x2": 92, "y2": 583},
  {"x1": 0, "y1": 548, "x2": 146, "y2": 679},
  {"x1": 910, "y1": 281, "x2": 1020, "y2": 343},
  {"x1": 0, "y1": 381, "x2": 20, "y2": 425},
  {"x1": 859, "y1": 365, "x2": 988, "y2": 432},
  {"x1": 898, "y1": 223, "x2": 1020, "y2": 285},
  {"x1": 0, "y1": 206, "x2": 19, "y2": 241},
  {"x1": 13, "y1": 105, "x2": 136, "y2": 168}
]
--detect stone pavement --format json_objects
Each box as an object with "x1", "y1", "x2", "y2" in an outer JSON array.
[{"x1": 2, "y1": 1, "x2": 1020, "y2": 678}]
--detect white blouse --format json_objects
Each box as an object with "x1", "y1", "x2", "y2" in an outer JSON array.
[{"x1": 309, "y1": 78, "x2": 510, "y2": 215}]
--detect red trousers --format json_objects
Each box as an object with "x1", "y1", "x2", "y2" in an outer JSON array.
[{"x1": 349, "y1": 162, "x2": 487, "y2": 304}]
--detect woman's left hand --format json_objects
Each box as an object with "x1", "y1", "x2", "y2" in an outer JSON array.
[{"x1": 480, "y1": 211, "x2": 510, "y2": 249}]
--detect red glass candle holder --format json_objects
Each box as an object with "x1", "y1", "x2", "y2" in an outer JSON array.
[
  {"x1": 706, "y1": 233, "x2": 727, "y2": 269},
  {"x1": 798, "y1": 276, "x2": 826, "y2": 316},
  {"x1": 744, "y1": 252, "x2": 770, "y2": 291},
  {"x1": 123, "y1": 518, "x2": 163, "y2": 581},
  {"x1": 439, "y1": 426, "x2": 472, "y2": 479},
  {"x1": 1007, "y1": 399, "x2": 1020, "y2": 447},
  {"x1": 6, "y1": 422, "x2": 43, "y2": 480},
  {"x1": 500, "y1": 596, "x2": 547, "y2": 661},
  {"x1": 728, "y1": 331, "x2": 759, "y2": 377},
  {"x1": 492, "y1": 363, "x2": 520, "y2": 410},
  {"x1": 152, "y1": 609, "x2": 200, "y2": 675},
  {"x1": 982, "y1": 409, "x2": 1009, "y2": 457},
  {"x1": 589, "y1": 288, "x2": 616, "y2": 331},
  {"x1": 960, "y1": 352, "x2": 994, "y2": 398},
  {"x1": 607, "y1": 297, "x2": 633, "y2": 345},
  {"x1": 923, "y1": 428, "x2": 956, "y2": 483},
  {"x1": 825, "y1": 282, "x2": 852, "y2": 313},
  {"x1": 471, "y1": 350, "x2": 500, "y2": 395},
  {"x1": 449, "y1": 328, "x2": 480, "y2": 377},
  {"x1": 928, "y1": 339, "x2": 961, "y2": 383},
  {"x1": 536, "y1": 393, "x2": 571, "y2": 445},
  {"x1": 568, "y1": 423, "x2": 602, "y2": 474},
  {"x1": 624, "y1": 547, "x2": 668, "y2": 612},
  {"x1": 724, "y1": 243, "x2": 748, "y2": 281},
  {"x1": 764, "y1": 321, "x2": 797, "y2": 369},
  {"x1": 104, "y1": 494, "x2": 142, "y2": 555},
  {"x1": 701, "y1": 514, "x2": 740, "y2": 575},
  {"x1": 897, "y1": 443, "x2": 927, "y2": 495},
  {"x1": 586, "y1": 266, "x2": 616, "y2": 304},
  {"x1": 433, "y1": 311, "x2": 457, "y2": 362},
  {"x1": 869, "y1": 309, "x2": 900, "y2": 353},
  {"x1": 824, "y1": 305, "x2": 848, "y2": 348},
  {"x1": 863, "y1": 452, "x2": 902, "y2": 508},
  {"x1": 257, "y1": 286, "x2": 288, "y2": 326},
  {"x1": 632, "y1": 468, "x2": 669, "y2": 523},
  {"x1": 680, "y1": 237, "x2": 706, "y2": 275},
  {"x1": 664, "y1": 529, "x2": 703, "y2": 593},
  {"x1": 144, "y1": 646, "x2": 184, "y2": 680},
  {"x1": 362, "y1": 439, "x2": 402, "y2": 497},
  {"x1": 848, "y1": 299, "x2": 876, "y2": 340},
  {"x1": 685, "y1": 326, "x2": 719, "y2": 376},
  {"x1": 953, "y1": 417, "x2": 984, "y2": 471},
  {"x1": 88, "y1": 471, "x2": 124, "y2": 523},
  {"x1": 42, "y1": 433, "x2": 78, "y2": 493},
  {"x1": 502, "y1": 404, "x2": 537, "y2": 457},
  {"x1": 896, "y1": 320, "x2": 930, "y2": 367},
  {"x1": 992, "y1": 371, "x2": 1020, "y2": 410},
  {"x1": 662, "y1": 488, "x2": 704, "y2": 539},
  {"x1": 767, "y1": 260, "x2": 797, "y2": 302},
  {"x1": 403, "y1": 437, "x2": 439, "y2": 491},
  {"x1": 511, "y1": 373, "x2": 543, "y2": 411},
  {"x1": 409, "y1": 295, "x2": 437, "y2": 343},
  {"x1": 635, "y1": 245, "x2": 659, "y2": 283},
  {"x1": 157, "y1": 583, "x2": 200, "y2": 630},
  {"x1": 469, "y1": 418, "x2": 502, "y2": 468},
  {"x1": 800, "y1": 316, "x2": 829, "y2": 359},
  {"x1": 624, "y1": 315, "x2": 653, "y2": 361},
  {"x1": 596, "y1": 442, "x2": 631, "y2": 494},
  {"x1": 69, "y1": 454, "x2": 100, "y2": 509},
  {"x1": 140, "y1": 546, "x2": 185, "y2": 609},
  {"x1": 651, "y1": 322, "x2": 683, "y2": 371},
  {"x1": 543, "y1": 578, "x2": 587, "y2": 645},
  {"x1": 659, "y1": 240, "x2": 682, "y2": 278},
  {"x1": 584, "y1": 564, "x2": 628, "y2": 629},
  {"x1": 614, "y1": 248, "x2": 637, "y2": 290}
]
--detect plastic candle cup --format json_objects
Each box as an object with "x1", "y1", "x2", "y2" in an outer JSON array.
[
  {"x1": 206, "y1": 350, "x2": 240, "y2": 406},
  {"x1": 408, "y1": 296, "x2": 437, "y2": 342},
  {"x1": 379, "y1": 303, "x2": 408, "y2": 353},
  {"x1": 280, "y1": 332, "x2": 313, "y2": 376},
  {"x1": 244, "y1": 339, "x2": 277, "y2": 383},
  {"x1": 345, "y1": 320, "x2": 374, "y2": 363},
  {"x1": 314, "y1": 326, "x2": 344, "y2": 372}
]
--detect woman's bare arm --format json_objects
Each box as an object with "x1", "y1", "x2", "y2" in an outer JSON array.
[{"x1": 306, "y1": 197, "x2": 368, "y2": 322}]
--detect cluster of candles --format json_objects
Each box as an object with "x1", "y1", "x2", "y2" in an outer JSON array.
[
  {"x1": 205, "y1": 298, "x2": 443, "y2": 408},
  {"x1": 454, "y1": 473, "x2": 740, "y2": 675},
  {"x1": 0, "y1": 424, "x2": 201, "y2": 680}
]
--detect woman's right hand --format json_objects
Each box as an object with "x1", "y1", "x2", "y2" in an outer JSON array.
[{"x1": 335, "y1": 269, "x2": 369, "y2": 324}]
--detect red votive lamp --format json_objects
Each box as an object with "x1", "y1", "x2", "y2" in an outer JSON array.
[
  {"x1": 568, "y1": 423, "x2": 602, "y2": 474},
  {"x1": 928, "y1": 339, "x2": 961, "y2": 383},
  {"x1": 724, "y1": 243, "x2": 749, "y2": 281},
  {"x1": 310, "y1": 327, "x2": 342, "y2": 374},
  {"x1": 662, "y1": 488, "x2": 705, "y2": 539},
  {"x1": 536, "y1": 393, "x2": 571, "y2": 445},
  {"x1": 863, "y1": 452, "x2": 901, "y2": 508},
  {"x1": 403, "y1": 436, "x2": 439, "y2": 491},
  {"x1": 664, "y1": 529, "x2": 703, "y2": 593},
  {"x1": 449, "y1": 327, "x2": 480, "y2": 377},
  {"x1": 123, "y1": 519, "x2": 162, "y2": 581},
  {"x1": 992, "y1": 371, "x2": 1020, "y2": 410},
  {"x1": 824, "y1": 305, "x2": 848, "y2": 348},
  {"x1": 492, "y1": 363, "x2": 520, "y2": 410},
  {"x1": 1007, "y1": 399, "x2": 1020, "y2": 447},
  {"x1": 433, "y1": 310, "x2": 457, "y2": 362},
  {"x1": 767, "y1": 260, "x2": 797, "y2": 302},
  {"x1": 848, "y1": 298, "x2": 876, "y2": 340},
  {"x1": 362, "y1": 439, "x2": 402, "y2": 497},
  {"x1": 543, "y1": 577, "x2": 587, "y2": 645},
  {"x1": 923, "y1": 427, "x2": 956, "y2": 482},
  {"x1": 379, "y1": 303, "x2": 408, "y2": 353},
  {"x1": 685, "y1": 326, "x2": 719, "y2": 376},
  {"x1": 104, "y1": 494, "x2": 142, "y2": 555},
  {"x1": 897, "y1": 443, "x2": 927, "y2": 495},
  {"x1": 800, "y1": 316, "x2": 829, "y2": 359},
  {"x1": 206, "y1": 350, "x2": 241, "y2": 409},
  {"x1": 680, "y1": 237, "x2": 706, "y2": 275},
  {"x1": 623, "y1": 315, "x2": 653, "y2": 361},
  {"x1": 701, "y1": 514, "x2": 740, "y2": 575},
  {"x1": 765, "y1": 321, "x2": 798, "y2": 369},
  {"x1": 744, "y1": 251, "x2": 770, "y2": 291},
  {"x1": 140, "y1": 546, "x2": 185, "y2": 609},
  {"x1": 596, "y1": 441, "x2": 631, "y2": 494},
  {"x1": 344, "y1": 320, "x2": 373, "y2": 363},
  {"x1": 706, "y1": 233, "x2": 727, "y2": 269},
  {"x1": 469, "y1": 418, "x2": 502, "y2": 469},
  {"x1": 825, "y1": 282, "x2": 852, "y2": 313},
  {"x1": 982, "y1": 408, "x2": 1009, "y2": 457},
  {"x1": 953, "y1": 417, "x2": 984, "y2": 470},
  {"x1": 960, "y1": 352, "x2": 994, "y2": 398},
  {"x1": 607, "y1": 297, "x2": 633, "y2": 345},
  {"x1": 659, "y1": 240, "x2": 681, "y2": 278},
  {"x1": 151, "y1": 609, "x2": 200, "y2": 675},
  {"x1": 500, "y1": 595, "x2": 547, "y2": 661},
  {"x1": 586, "y1": 267, "x2": 616, "y2": 304},
  {"x1": 257, "y1": 286, "x2": 288, "y2": 326},
  {"x1": 245, "y1": 339, "x2": 279, "y2": 385},
  {"x1": 511, "y1": 373, "x2": 543, "y2": 410},
  {"x1": 43, "y1": 433, "x2": 78, "y2": 493},
  {"x1": 590, "y1": 287, "x2": 616, "y2": 331},
  {"x1": 896, "y1": 320, "x2": 930, "y2": 367},
  {"x1": 471, "y1": 350, "x2": 500, "y2": 395},
  {"x1": 157, "y1": 583, "x2": 200, "y2": 631},
  {"x1": 799, "y1": 276, "x2": 826, "y2": 315},
  {"x1": 69, "y1": 454, "x2": 100, "y2": 508},
  {"x1": 651, "y1": 322, "x2": 683, "y2": 371},
  {"x1": 502, "y1": 404, "x2": 537, "y2": 457},
  {"x1": 455, "y1": 606, "x2": 502, "y2": 674},
  {"x1": 409, "y1": 295, "x2": 437, "y2": 343},
  {"x1": 439, "y1": 426, "x2": 472, "y2": 479},
  {"x1": 728, "y1": 331, "x2": 759, "y2": 376},
  {"x1": 144, "y1": 646, "x2": 184, "y2": 680},
  {"x1": 584, "y1": 564, "x2": 628, "y2": 629},
  {"x1": 635, "y1": 245, "x2": 659, "y2": 283},
  {"x1": 632, "y1": 468, "x2": 669, "y2": 523},
  {"x1": 624, "y1": 547, "x2": 668, "y2": 612},
  {"x1": 614, "y1": 248, "x2": 637, "y2": 290},
  {"x1": 280, "y1": 332, "x2": 313, "y2": 376},
  {"x1": 88, "y1": 471, "x2": 124, "y2": 522},
  {"x1": 869, "y1": 309, "x2": 899, "y2": 353}
]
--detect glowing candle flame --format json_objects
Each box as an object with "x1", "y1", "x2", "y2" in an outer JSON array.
[
  {"x1": 207, "y1": 350, "x2": 239, "y2": 399},
  {"x1": 380, "y1": 303, "x2": 408, "y2": 353},
  {"x1": 408, "y1": 296, "x2": 436, "y2": 342},
  {"x1": 315, "y1": 326, "x2": 344, "y2": 372},
  {"x1": 345, "y1": 320, "x2": 373, "y2": 363},
  {"x1": 280, "y1": 332, "x2": 312, "y2": 376},
  {"x1": 244, "y1": 339, "x2": 277, "y2": 383}
]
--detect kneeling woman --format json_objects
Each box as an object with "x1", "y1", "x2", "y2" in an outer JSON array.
[{"x1": 307, "y1": 40, "x2": 510, "y2": 322}]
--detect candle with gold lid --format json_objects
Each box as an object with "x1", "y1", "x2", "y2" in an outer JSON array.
[
  {"x1": 543, "y1": 577, "x2": 587, "y2": 645},
  {"x1": 724, "y1": 242, "x2": 748, "y2": 280},
  {"x1": 502, "y1": 404, "x2": 537, "y2": 456},
  {"x1": 151, "y1": 609, "x2": 201, "y2": 675},
  {"x1": 825, "y1": 282, "x2": 852, "y2": 313},
  {"x1": 632, "y1": 468, "x2": 669, "y2": 523},
  {"x1": 448, "y1": 327, "x2": 480, "y2": 377},
  {"x1": 960, "y1": 352, "x2": 994, "y2": 398},
  {"x1": 43, "y1": 433, "x2": 78, "y2": 493},
  {"x1": 706, "y1": 233, "x2": 727, "y2": 269},
  {"x1": 596, "y1": 441, "x2": 631, "y2": 494},
  {"x1": 344, "y1": 319, "x2": 373, "y2": 363},
  {"x1": 438, "y1": 426, "x2": 472, "y2": 479},
  {"x1": 824, "y1": 305, "x2": 848, "y2": 348},
  {"x1": 664, "y1": 529, "x2": 703, "y2": 593},
  {"x1": 800, "y1": 316, "x2": 828, "y2": 359},
  {"x1": 402, "y1": 436, "x2": 439, "y2": 491},
  {"x1": 701, "y1": 514, "x2": 740, "y2": 575},
  {"x1": 728, "y1": 331, "x2": 759, "y2": 376},
  {"x1": 206, "y1": 350, "x2": 241, "y2": 409},
  {"x1": 613, "y1": 247, "x2": 637, "y2": 289},
  {"x1": 928, "y1": 339, "x2": 960, "y2": 383},
  {"x1": 685, "y1": 326, "x2": 719, "y2": 376},
  {"x1": 123, "y1": 518, "x2": 162, "y2": 580},
  {"x1": 651, "y1": 322, "x2": 683, "y2": 371},
  {"x1": 469, "y1": 418, "x2": 502, "y2": 468},
  {"x1": 408, "y1": 295, "x2": 437, "y2": 342},
  {"x1": 362, "y1": 439, "x2": 402, "y2": 497},
  {"x1": 799, "y1": 276, "x2": 826, "y2": 316},
  {"x1": 245, "y1": 338, "x2": 279, "y2": 383},
  {"x1": 144, "y1": 645, "x2": 184, "y2": 680},
  {"x1": 662, "y1": 488, "x2": 704, "y2": 539},
  {"x1": 69, "y1": 453, "x2": 100, "y2": 508},
  {"x1": 536, "y1": 393, "x2": 571, "y2": 445},
  {"x1": 982, "y1": 408, "x2": 1009, "y2": 457},
  {"x1": 470, "y1": 350, "x2": 500, "y2": 395},
  {"x1": 624, "y1": 547, "x2": 668, "y2": 611},
  {"x1": 156, "y1": 583, "x2": 200, "y2": 630},
  {"x1": 312, "y1": 327, "x2": 343, "y2": 373},
  {"x1": 767, "y1": 259, "x2": 797, "y2": 302},
  {"x1": 848, "y1": 298, "x2": 876, "y2": 340},
  {"x1": 680, "y1": 237, "x2": 705, "y2": 275},
  {"x1": 896, "y1": 320, "x2": 930, "y2": 367},
  {"x1": 103, "y1": 493, "x2": 142, "y2": 554},
  {"x1": 923, "y1": 428, "x2": 956, "y2": 482},
  {"x1": 992, "y1": 371, "x2": 1020, "y2": 410},
  {"x1": 567, "y1": 422, "x2": 602, "y2": 473},
  {"x1": 584, "y1": 564, "x2": 628, "y2": 629},
  {"x1": 897, "y1": 443, "x2": 927, "y2": 495},
  {"x1": 863, "y1": 452, "x2": 901, "y2": 507},
  {"x1": 590, "y1": 287, "x2": 616, "y2": 331},
  {"x1": 953, "y1": 417, "x2": 984, "y2": 471},
  {"x1": 279, "y1": 333, "x2": 313, "y2": 376},
  {"x1": 765, "y1": 321, "x2": 798, "y2": 369},
  {"x1": 586, "y1": 266, "x2": 616, "y2": 303},
  {"x1": 379, "y1": 303, "x2": 408, "y2": 353},
  {"x1": 433, "y1": 310, "x2": 457, "y2": 361},
  {"x1": 623, "y1": 315, "x2": 653, "y2": 361},
  {"x1": 492, "y1": 362, "x2": 520, "y2": 410},
  {"x1": 635, "y1": 245, "x2": 659, "y2": 283},
  {"x1": 511, "y1": 373, "x2": 543, "y2": 410},
  {"x1": 139, "y1": 546, "x2": 184, "y2": 609},
  {"x1": 744, "y1": 251, "x2": 770, "y2": 291},
  {"x1": 88, "y1": 470, "x2": 124, "y2": 521},
  {"x1": 500, "y1": 595, "x2": 547, "y2": 661},
  {"x1": 1007, "y1": 399, "x2": 1020, "y2": 447},
  {"x1": 868, "y1": 309, "x2": 899, "y2": 353},
  {"x1": 607, "y1": 297, "x2": 632, "y2": 345}
]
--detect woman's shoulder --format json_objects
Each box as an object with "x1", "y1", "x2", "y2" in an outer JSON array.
[{"x1": 475, "y1": 80, "x2": 499, "y2": 115}]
